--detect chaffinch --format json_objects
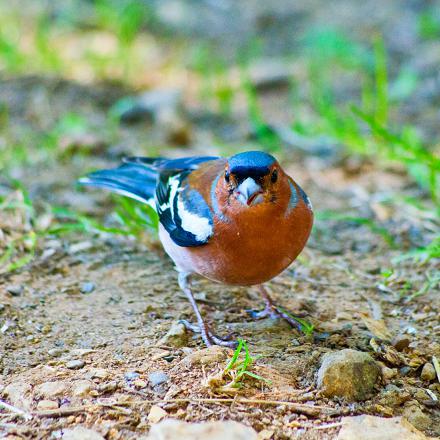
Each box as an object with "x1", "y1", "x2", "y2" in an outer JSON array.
[{"x1": 79, "y1": 151, "x2": 313, "y2": 347}]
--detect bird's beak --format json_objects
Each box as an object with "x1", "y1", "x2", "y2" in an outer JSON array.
[{"x1": 236, "y1": 177, "x2": 264, "y2": 206}]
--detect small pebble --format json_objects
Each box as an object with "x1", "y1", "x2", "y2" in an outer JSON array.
[
  {"x1": 48, "y1": 348, "x2": 63, "y2": 357},
  {"x1": 124, "y1": 371, "x2": 140, "y2": 381},
  {"x1": 421, "y1": 363, "x2": 436, "y2": 381},
  {"x1": 80, "y1": 282, "x2": 95, "y2": 294},
  {"x1": 97, "y1": 381, "x2": 118, "y2": 393},
  {"x1": 392, "y1": 335, "x2": 410, "y2": 351},
  {"x1": 36, "y1": 381, "x2": 67, "y2": 398},
  {"x1": 72, "y1": 380, "x2": 93, "y2": 397},
  {"x1": 6, "y1": 285, "x2": 24, "y2": 296},
  {"x1": 134, "y1": 379, "x2": 147, "y2": 389},
  {"x1": 147, "y1": 405, "x2": 167, "y2": 423},
  {"x1": 400, "y1": 366, "x2": 411, "y2": 376},
  {"x1": 66, "y1": 360, "x2": 85, "y2": 370},
  {"x1": 37, "y1": 400, "x2": 59, "y2": 410},
  {"x1": 381, "y1": 366, "x2": 397, "y2": 381},
  {"x1": 148, "y1": 371, "x2": 169, "y2": 387},
  {"x1": 91, "y1": 368, "x2": 108, "y2": 379}
]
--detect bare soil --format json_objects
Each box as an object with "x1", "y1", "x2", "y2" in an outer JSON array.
[{"x1": 0, "y1": 74, "x2": 439, "y2": 439}]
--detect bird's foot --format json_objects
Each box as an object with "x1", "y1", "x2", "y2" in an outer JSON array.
[
  {"x1": 247, "y1": 303, "x2": 307, "y2": 331},
  {"x1": 179, "y1": 319, "x2": 238, "y2": 348}
]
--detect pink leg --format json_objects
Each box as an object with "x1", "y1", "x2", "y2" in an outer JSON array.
[
  {"x1": 178, "y1": 272, "x2": 237, "y2": 348},
  {"x1": 248, "y1": 285, "x2": 307, "y2": 331}
]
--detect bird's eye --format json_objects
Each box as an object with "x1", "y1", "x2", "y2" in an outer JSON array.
[
  {"x1": 271, "y1": 170, "x2": 278, "y2": 183},
  {"x1": 225, "y1": 171, "x2": 230, "y2": 183}
]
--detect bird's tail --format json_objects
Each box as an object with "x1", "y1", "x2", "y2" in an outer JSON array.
[{"x1": 78, "y1": 162, "x2": 158, "y2": 205}]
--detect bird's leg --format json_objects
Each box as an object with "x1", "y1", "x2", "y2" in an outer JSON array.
[
  {"x1": 178, "y1": 272, "x2": 237, "y2": 348},
  {"x1": 248, "y1": 284, "x2": 307, "y2": 331}
]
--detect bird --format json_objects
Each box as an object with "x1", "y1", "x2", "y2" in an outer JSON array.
[{"x1": 79, "y1": 151, "x2": 313, "y2": 347}]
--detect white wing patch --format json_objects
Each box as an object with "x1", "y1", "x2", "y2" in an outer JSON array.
[
  {"x1": 177, "y1": 195, "x2": 213, "y2": 242},
  {"x1": 158, "y1": 175, "x2": 180, "y2": 212}
]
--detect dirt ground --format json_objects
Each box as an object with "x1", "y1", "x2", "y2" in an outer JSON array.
[
  {"x1": 0, "y1": 77, "x2": 438, "y2": 439},
  {"x1": 1, "y1": 1, "x2": 440, "y2": 438}
]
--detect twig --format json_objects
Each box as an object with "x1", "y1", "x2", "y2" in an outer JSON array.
[
  {"x1": 432, "y1": 355, "x2": 440, "y2": 384},
  {"x1": 33, "y1": 406, "x2": 91, "y2": 418},
  {"x1": 311, "y1": 422, "x2": 343, "y2": 430},
  {"x1": 33, "y1": 397, "x2": 340, "y2": 419},
  {"x1": 0, "y1": 399, "x2": 32, "y2": 421},
  {"x1": 126, "y1": 397, "x2": 339, "y2": 417}
]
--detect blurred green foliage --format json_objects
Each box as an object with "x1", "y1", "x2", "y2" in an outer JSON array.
[{"x1": 0, "y1": 1, "x2": 438, "y2": 271}]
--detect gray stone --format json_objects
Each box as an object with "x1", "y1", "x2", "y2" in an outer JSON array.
[
  {"x1": 80, "y1": 282, "x2": 95, "y2": 294},
  {"x1": 337, "y1": 415, "x2": 427, "y2": 440},
  {"x1": 48, "y1": 348, "x2": 64, "y2": 357},
  {"x1": 148, "y1": 371, "x2": 169, "y2": 387},
  {"x1": 147, "y1": 419, "x2": 258, "y2": 440},
  {"x1": 6, "y1": 285, "x2": 24, "y2": 296},
  {"x1": 124, "y1": 371, "x2": 140, "y2": 381},
  {"x1": 317, "y1": 349, "x2": 381, "y2": 401},
  {"x1": 66, "y1": 359, "x2": 85, "y2": 369}
]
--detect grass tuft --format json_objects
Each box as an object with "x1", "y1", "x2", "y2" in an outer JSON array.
[{"x1": 205, "y1": 339, "x2": 270, "y2": 393}]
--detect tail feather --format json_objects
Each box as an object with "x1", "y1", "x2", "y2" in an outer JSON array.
[{"x1": 78, "y1": 163, "x2": 157, "y2": 204}]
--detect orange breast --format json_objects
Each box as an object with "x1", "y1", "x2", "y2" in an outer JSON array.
[{"x1": 185, "y1": 196, "x2": 313, "y2": 286}]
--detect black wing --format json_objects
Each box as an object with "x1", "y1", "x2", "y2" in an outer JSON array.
[{"x1": 154, "y1": 162, "x2": 216, "y2": 248}]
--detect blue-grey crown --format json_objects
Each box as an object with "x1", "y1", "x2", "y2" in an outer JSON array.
[{"x1": 228, "y1": 151, "x2": 276, "y2": 176}]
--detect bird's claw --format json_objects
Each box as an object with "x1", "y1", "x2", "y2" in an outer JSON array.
[
  {"x1": 247, "y1": 304, "x2": 307, "y2": 331},
  {"x1": 179, "y1": 320, "x2": 238, "y2": 348}
]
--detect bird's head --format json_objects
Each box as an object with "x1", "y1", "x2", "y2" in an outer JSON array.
[{"x1": 218, "y1": 151, "x2": 288, "y2": 210}]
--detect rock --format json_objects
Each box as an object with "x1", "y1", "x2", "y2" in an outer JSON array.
[
  {"x1": 66, "y1": 359, "x2": 85, "y2": 369},
  {"x1": 249, "y1": 59, "x2": 291, "y2": 91},
  {"x1": 147, "y1": 419, "x2": 258, "y2": 440},
  {"x1": 3, "y1": 382, "x2": 32, "y2": 410},
  {"x1": 48, "y1": 348, "x2": 64, "y2": 357},
  {"x1": 72, "y1": 380, "x2": 93, "y2": 397},
  {"x1": 381, "y1": 365, "x2": 398, "y2": 381},
  {"x1": 420, "y1": 363, "x2": 436, "y2": 381},
  {"x1": 80, "y1": 282, "x2": 95, "y2": 294},
  {"x1": 117, "y1": 89, "x2": 181, "y2": 124},
  {"x1": 35, "y1": 381, "x2": 67, "y2": 398},
  {"x1": 413, "y1": 389, "x2": 429, "y2": 402},
  {"x1": 337, "y1": 415, "x2": 427, "y2": 440},
  {"x1": 392, "y1": 335, "x2": 411, "y2": 352},
  {"x1": 97, "y1": 381, "x2": 118, "y2": 393},
  {"x1": 147, "y1": 405, "x2": 168, "y2": 424},
  {"x1": 54, "y1": 427, "x2": 105, "y2": 440},
  {"x1": 148, "y1": 371, "x2": 169, "y2": 387},
  {"x1": 317, "y1": 349, "x2": 381, "y2": 401},
  {"x1": 6, "y1": 285, "x2": 24, "y2": 296},
  {"x1": 134, "y1": 379, "x2": 147, "y2": 389},
  {"x1": 379, "y1": 385, "x2": 411, "y2": 407},
  {"x1": 157, "y1": 321, "x2": 189, "y2": 348},
  {"x1": 124, "y1": 371, "x2": 140, "y2": 381},
  {"x1": 90, "y1": 368, "x2": 108, "y2": 379},
  {"x1": 403, "y1": 404, "x2": 432, "y2": 431},
  {"x1": 180, "y1": 346, "x2": 232, "y2": 368},
  {"x1": 37, "y1": 399, "x2": 59, "y2": 410}
]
